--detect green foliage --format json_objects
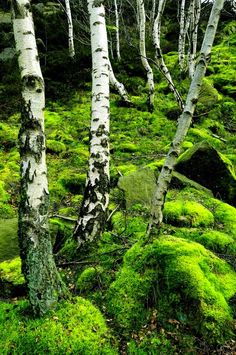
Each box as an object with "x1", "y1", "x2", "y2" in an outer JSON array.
[
  {"x1": 0, "y1": 297, "x2": 117, "y2": 354},
  {"x1": 127, "y1": 334, "x2": 175, "y2": 355},
  {"x1": 163, "y1": 200, "x2": 214, "y2": 227},
  {"x1": 0, "y1": 257, "x2": 24, "y2": 285}
]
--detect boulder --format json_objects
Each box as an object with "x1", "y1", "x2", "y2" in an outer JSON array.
[{"x1": 176, "y1": 141, "x2": 236, "y2": 205}]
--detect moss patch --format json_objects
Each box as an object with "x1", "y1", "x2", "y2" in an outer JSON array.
[
  {"x1": 0, "y1": 297, "x2": 117, "y2": 354},
  {"x1": 107, "y1": 236, "x2": 236, "y2": 343},
  {"x1": 163, "y1": 200, "x2": 214, "y2": 227},
  {"x1": 0, "y1": 218, "x2": 19, "y2": 262}
]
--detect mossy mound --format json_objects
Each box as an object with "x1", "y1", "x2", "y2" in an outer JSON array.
[
  {"x1": 0, "y1": 257, "x2": 25, "y2": 298},
  {"x1": 0, "y1": 297, "x2": 117, "y2": 354},
  {"x1": 0, "y1": 218, "x2": 19, "y2": 262},
  {"x1": 107, "y1": 236, "x2": 236, "y2": 343},
  {"x1": 176, "y1": 141, "x2": 236, "y2": 205},
  {"x1": 163, "y1": 200, "x2": 214, "y2": 227}
]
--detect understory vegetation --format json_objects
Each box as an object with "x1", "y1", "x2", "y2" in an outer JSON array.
[{"x1": 0, "y1": 1, "x2": 236, "y2": 353}]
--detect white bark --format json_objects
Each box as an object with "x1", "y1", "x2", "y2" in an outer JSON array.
[
  {"x1": 74, "y1": 0, "x2": 110, "y2": 247},
  {"x1": 189, "y1": 0, "x2": 201, "y2": 78},
  {"x1": 12, "y1": 0, "x2": 65, "y2": 315},
  {"x1": 178, "y1": 0, "x2": 186, "y2": 70},
  {"x1": 114, "y1": 0, "x2": 121, "y2": 61},
  {"x1": 153, "y1": 0, "x2": 184, "y2": 110},
  {"x1": 137, "y1": 0, "x2": 155, "y2": 111},
  {"x1": 65, "y1": 0, "x2": 75, "y2": 58},
  {"x1": 149, "y1": 0, "x2": 225, "y2": 230},
  {"x1": 108, "y1": 59, "x2": 130, "y2": 103}
]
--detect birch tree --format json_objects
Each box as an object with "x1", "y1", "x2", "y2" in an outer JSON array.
[
  {"x1": 149, "y1": 0, "x2": 225, "y2": 230},
  {"x1": 74, "y1": 0, "x2": 110, "y2": 247},
  {"x1": 188, "y1": 0, "x2": 201, "y2": 78},
  {"x1": 109, "y1": 59, "x2": 131, "y2": 103},
  {"x1": 65, "y1": 0, "x2": 75, "y2": 58},
  {"x1": 12, "y1": 0, "x2": 65, "y2": 315},
  {"x1": 153, "y1": 0, "x2": 184, "y2": 110},
  {"x1": 178, "y1": 0, "x2": 186, "y2": 70},
  {"x1": 137, "y1": 0, "x2": 155, "y2": 111},
  {"x1": 114, "y1": 0, "x2": 121, "y2": 60}
]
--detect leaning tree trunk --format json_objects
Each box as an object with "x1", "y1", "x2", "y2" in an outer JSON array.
[
  {"x1": 114, "y1": 0, "x2": 121, "y2": 61},
  {"x1": 108, "y1": 59, "x2": 131, "y2": 103},
  {"x1": 188, "y1": 0, "x2": 201, "y2": 78},
  {"x1": 74, "y1": 0, "x2": 110, "y2": 247},
  {"x1": 148, "y1": 0, "x2": 225, "y2": 230},
  {"x1": 153, "y1": 0, "x2": 184, "y2": 110},
  {"x1": 12, "y1": 0, "x2": 65, "y2": 315},
  {"x1": 65, "y1": 0, "x2": 75, "y2": 58},
  {"x1": 137, "y1": 0, "x2": 155, "y2": 111}
]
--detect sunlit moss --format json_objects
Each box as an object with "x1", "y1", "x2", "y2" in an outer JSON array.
[
  {"x1": 163, "y1": 200, "x2": 214, "y2": 227},
  {"x1": 0, "y1": 297, "x2": 117, "y2": 354},
  {"x1": 108, "y1": 236, "x2": 236, "y2": 343}
]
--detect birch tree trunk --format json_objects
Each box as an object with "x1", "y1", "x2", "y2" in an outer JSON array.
[
  {"x1": 178, "y1": 0, "x2": 186, "y2": 70},
  {"x1": 65, "y1": 0, "x2": 75, "y2": 58},
  {"x1": 108, "y1": 59, "x2": 131, "y2": 103},
  {"x1": 114, "y1": 0, "x2": 121, "y2": 61},
  {"x1": 74, "y1": 0, "x2": 110, "y2": 247},
  {"x1": 153, "y1": 0, "x2": 184, "y2": 110},
  {"x1": 137, "y1": 0, "x2": 155, "y2": 111},
  {"x1": 149, "y1": 0, "x2": 225, "y2": 230},
  {"x1": 12, "y1": 0, "x2": 65, "y2": 315},
  {"x1": 189, "y1": 0, "x2": 201, "y2": 78}
]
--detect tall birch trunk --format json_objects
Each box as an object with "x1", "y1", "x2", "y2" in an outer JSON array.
[
  {"x1": 108, "y1": 59, "x2": 131, "y2": 103},
  {"x1": 12, "y1": 0, "x2": 65, "y2": 315},
  {"x1": 114, "y1": 0, "x2": 121, "y2": 61},
  {"x1": 178, "y1": 0, "x2": 186, "y2": 70},
  {"x1": 149, "y1": 0, "x2": 225, "y2": 230},
  {"x1": 74, "y1": 0, "x2": 110, "y2": 247},
  {"x1": 65, "y1": 0, "x2": 75, "y2": 58},
  {"x1": 153, "y1": 0, "x2": 184, "y2": 110},
  {"x1": 188, "y1": 0, "x2": 201, "y2": 78},
  {"x1": 137, "y1": 0, "x2": 155, "y2": 111}
]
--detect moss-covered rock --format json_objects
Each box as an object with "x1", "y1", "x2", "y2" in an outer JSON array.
[
  {"x1": 118, "y1": 168, "x2": 156, "y2": 208},
  {"x1": 163, "y1": 200, "x2": 214, "y2": 227},
  {"x1": 0, "y1": 297, "x2": 117, "y2": 354},
  {"x1": 76, "y1": 266, "x2": 104, "y2": 293},
  {"x1": 176, "y1": 141, "x2": 236, "y2": 205},
  {"x1": 107, "y1": 236, "x2": 236, "y2": 343}
]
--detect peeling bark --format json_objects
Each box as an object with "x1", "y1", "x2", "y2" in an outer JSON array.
[
  {"x1": 153, "y1": 0, "x2": 183, "y2": 110},
  {"x1": 74, "y1": 0, "x2": 110, "y2": 247},
  {"x1": 137, "y1": 0, "x2": 155, "y2": 111},
  {"x1": 149, "y1": 0, "x2": 225, "y2": 230},
  {"x1": 12, "y1": 0, "x2": 66, "y2": 316}
]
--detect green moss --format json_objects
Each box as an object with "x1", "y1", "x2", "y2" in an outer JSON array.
[
  {"x1": 127, "y1": 334, "x2": 176, "y2": 355},
  {"x1": 0, "y1": 218, "x2": 19, "y2": 262},
  {"x1": 59, "y1": 171, "x2": 86, "y2": 194},
  {"x1": 0, "y1": 297, "x2": 117, "y2": 354},
  {"x1": 163, "y1": 200, "x2": 214, "y2": 227},
  {"x1": 118, "y1": 143, "x2": 138, "y2": 153},
  {"x1": 0, "y1": 257, "x2": 24, "y2": 285},
  {"x1": 107, "y1": 266, "x2": 155, "y2": 331},
  {"x1": 47, "y1": 140, "x2": 66, "y2": 154},
  {"x1": 76, "y1": 266, "x2": 103, "y2": 293},
  {"x1": 214, "y1": 201, "x2": 236, "y2": 237},
  {"x1": 108, "y1": 237, "x2": 236, "y2": 343}
]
